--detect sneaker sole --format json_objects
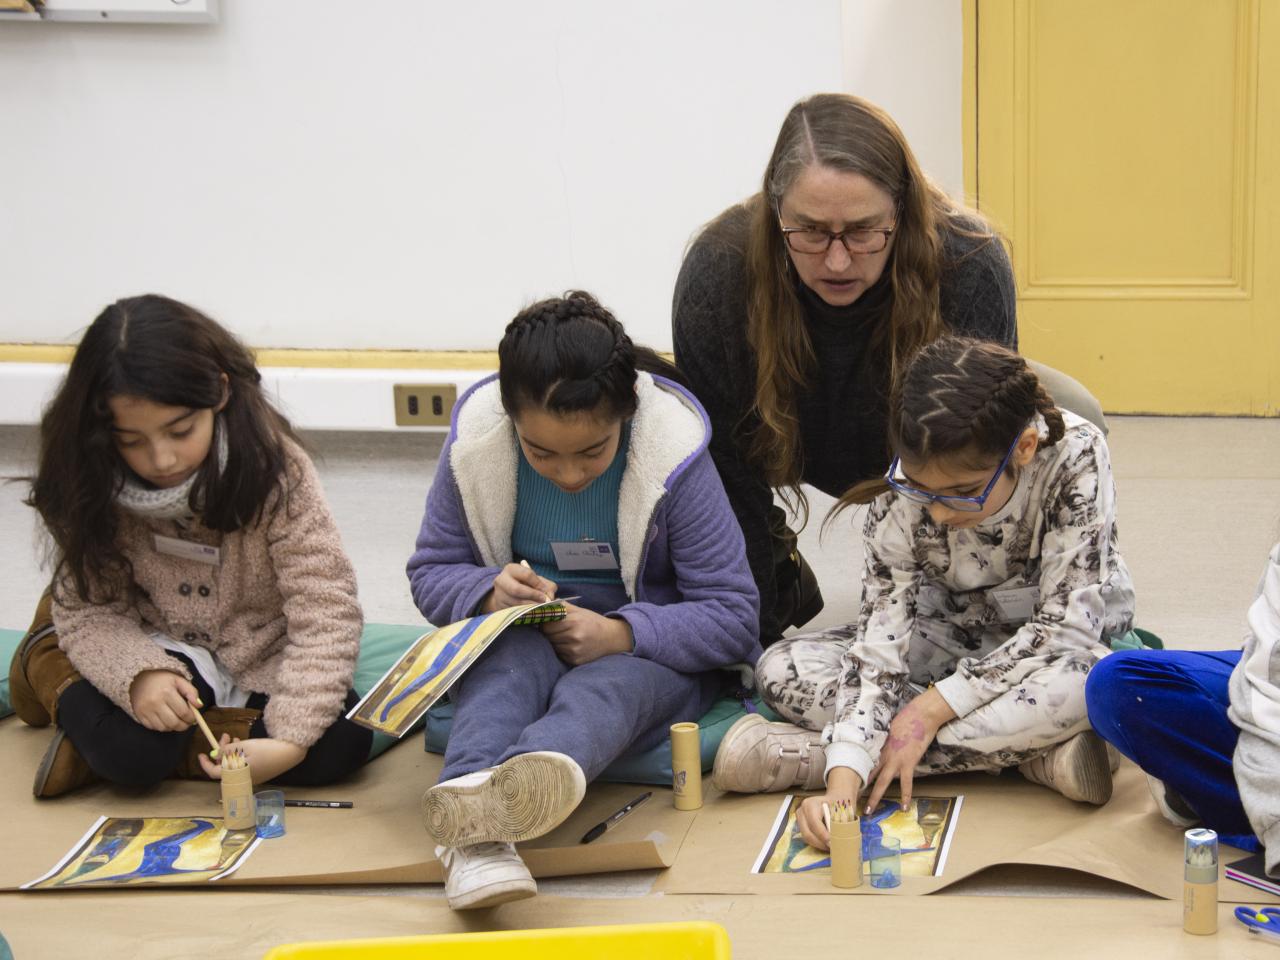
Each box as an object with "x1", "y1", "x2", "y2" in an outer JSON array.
[
  {"x1": 1061, "y1": 732, "x2": 1114, "y2": 805},
  {"x1": 423, "y1": 752, "x2": 586, "y2": 848},
  {"x1": 710, "y1": 714, "x2": 767, "y2": 793},
  {"x1": 448, "y1": 876, "x2": 537, "y2": 911}
]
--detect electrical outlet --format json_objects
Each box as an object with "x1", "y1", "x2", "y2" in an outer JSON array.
[{"x1": 393, "y1": 383, "x2": 457, "y2": 427}]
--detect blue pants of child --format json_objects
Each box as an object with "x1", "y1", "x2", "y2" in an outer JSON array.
[
  {"x1": 1086, "y1": 648, "x2": 1261, "y2": 852},
  {"x1": 439, "y1": 582, "x2": 718, "y2": 783}
]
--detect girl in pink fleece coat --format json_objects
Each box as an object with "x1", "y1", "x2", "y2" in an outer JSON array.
[{"x1": 16, "y1": 294, "x2": 371, "y2": 797}]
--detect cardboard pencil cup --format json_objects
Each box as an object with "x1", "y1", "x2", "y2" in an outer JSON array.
[
  {"x1": 221, "y1": 763, "x2": 256, "y2": 830},
  {"x1": 829, "y1": 817, "x2": 863, "y2": 888},
  {"x1": 670, "y1": 722, "x2": 703, "y2": 810}
]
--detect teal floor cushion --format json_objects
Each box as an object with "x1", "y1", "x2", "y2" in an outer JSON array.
[
  {"x1": 0, "y1": 629, "x2": 23, "y2": 720},
  {"x1": 423, "y1": 688, "x2": 781, "y2": 786},
  {"x1": 1110, "y1": 627, "x2": 1164, "y2": 652},
  {"x1": 354, "y1": 622, "x2": 435, "y2": 759}
]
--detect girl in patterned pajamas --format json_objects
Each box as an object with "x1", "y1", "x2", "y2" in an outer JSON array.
[{"x1": 712, "y1": 336, "x2": 1136, "y2": 852}]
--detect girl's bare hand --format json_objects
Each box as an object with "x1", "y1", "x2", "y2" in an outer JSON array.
[{"x1": 483, "y1": 563, "x2": 558, "y2": 612}]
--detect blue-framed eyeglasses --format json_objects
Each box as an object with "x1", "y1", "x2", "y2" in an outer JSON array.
[{"x1": 884, "y1": 430, "x2": 1025, "y2": 513}]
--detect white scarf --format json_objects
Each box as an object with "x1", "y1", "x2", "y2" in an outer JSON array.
[{"x1": 115, "y1": 426, "x2": 229, "y2": 522}]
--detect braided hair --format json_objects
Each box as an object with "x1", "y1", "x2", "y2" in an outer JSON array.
[
  {"x1": 499, "y1": 290, "x2": 663, "y2": 421},
  {"x1": 832, "y1": 336, "x2": 1064, "y2": 516}
]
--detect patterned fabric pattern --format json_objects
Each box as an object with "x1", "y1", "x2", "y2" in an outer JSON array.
[{"x1": 757, "y1": 412, "x2": 1135, "y2": 784}]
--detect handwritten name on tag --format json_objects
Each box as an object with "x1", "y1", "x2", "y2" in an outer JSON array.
[{"x1": 550, "y1": 540, "x2": 620, "y2": 571}]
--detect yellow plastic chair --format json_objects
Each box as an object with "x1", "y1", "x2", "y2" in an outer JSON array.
[{"x1": 263, "y1": 921, "x2": 731, "y2": 959}]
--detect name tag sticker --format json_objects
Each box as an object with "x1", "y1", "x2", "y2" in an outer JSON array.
[
  {"x1": 153, "y1": 534, "x2": 221, "y2": 566},
  {"x1": 991, "y1": 585, "x2": 1039, "y2": 622},
  {"x1": 550, "y1": 540, "x2": 620, "y2": 571}
]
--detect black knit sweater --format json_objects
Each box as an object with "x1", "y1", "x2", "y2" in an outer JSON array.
[{"x1": 671, "y1": 204, "x2": 1017, "y2": 642}]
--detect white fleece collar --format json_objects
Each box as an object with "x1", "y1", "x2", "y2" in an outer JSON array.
[{"x1": 448, "y1": 372, "x2": 708, "y2": 599}]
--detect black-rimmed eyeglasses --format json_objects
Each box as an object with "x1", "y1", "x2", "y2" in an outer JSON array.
[{"x1": 776, "y1": 206, "x2": 897, "y2": 256}]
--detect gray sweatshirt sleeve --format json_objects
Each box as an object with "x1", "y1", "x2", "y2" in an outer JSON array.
[{"x1": 1228, "y1": 542, "x2": 1280, "y2": 876}]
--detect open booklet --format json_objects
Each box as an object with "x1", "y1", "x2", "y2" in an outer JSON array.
[{"x1": 346, "y1": 600, "x2": 569, "y2": 738}]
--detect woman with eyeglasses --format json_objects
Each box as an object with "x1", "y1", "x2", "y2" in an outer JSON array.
[
  {"x1": 673, "y1": 93, "x2": 1104, "y2": 647},
  {"x1": 711, "y1": 337, "x2": 1135, "y2": 851}
]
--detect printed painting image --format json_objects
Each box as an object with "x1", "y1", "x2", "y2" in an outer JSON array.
[
  {"x1": 24, "y1": 816, "x2": 261, "y2": 889},
  {"x1": 752, "y1": 794, "x2": 962, "y2": 878},
  {"x1": 347, "y1": 600, "x2": 567, "y2": 737}
]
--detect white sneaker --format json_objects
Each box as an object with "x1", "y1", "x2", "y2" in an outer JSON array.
[
  {"x1": 437, "y1": 842, "x2": 536, "y2": 910},
  {"x1": 711, "y1": 714, "x2": 826, "y2": 793},
  {"x1": 1017, "y1": 731, "x2": 1113, "y2": 805},
  {"x1": 422, "y1": 751, "x2": 586, "y2": 848}
]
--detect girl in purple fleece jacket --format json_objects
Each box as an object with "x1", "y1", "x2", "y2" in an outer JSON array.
[{"x1": 406, "y1": 291, "x2": 760, "y2": 910}]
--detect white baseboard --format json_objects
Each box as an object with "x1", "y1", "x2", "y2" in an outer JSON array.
[{"x1": 0, "y1": 363, "x2": 493, "y2": 432}]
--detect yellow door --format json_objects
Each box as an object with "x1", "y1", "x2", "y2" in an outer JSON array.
[{"x1": 968, "y1": 0, "x2": 1278, "y2": 415}]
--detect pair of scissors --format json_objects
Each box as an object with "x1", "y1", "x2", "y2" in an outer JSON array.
[{"x1": 1234, "y1": 906, "x2": 1280, "y2": 943}]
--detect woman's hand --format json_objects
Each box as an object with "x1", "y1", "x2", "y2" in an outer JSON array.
[
  {"x1": 130, "y1": 670, "x2": 201, "y2": 732},
  {"x1": 795, "y1": 766, "x2": 863, "y2": 852},
  {"x1": 865, "y1": 687, "x2": 957, "y2": 813},
  {"x1": 482, "y1": 563, "x2": 558, "y2": 613},
  {"x1": 541, "y1": 602, "x2": 634, "y2": 666},
  {"x1": 198, "y1": 733, "x2": 307, "y2": 782}
]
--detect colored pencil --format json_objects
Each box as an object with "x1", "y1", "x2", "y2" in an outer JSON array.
[{"x1": 192, "y1": 710, "x2": 221, "y2": 758}]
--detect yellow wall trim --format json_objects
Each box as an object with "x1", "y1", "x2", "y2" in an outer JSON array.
[{"x1": 0, "y1": 344, "x2": 502, "y2": 370}]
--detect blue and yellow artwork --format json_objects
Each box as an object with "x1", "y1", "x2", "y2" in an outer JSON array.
[
  {"x1": 24, "y1": 816, "x2": 260, "y2": 889},
  {"x1": 347, "y1": 600, "x2": 567, "y2": 737},
  {"x1": 752, "y1": 794, "x2": 961, "y2": 879}
]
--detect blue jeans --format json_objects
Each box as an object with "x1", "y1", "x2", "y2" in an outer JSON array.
[
  {"x1": 439, "y1": 581, "x2": 717, "y2": 783},
  {"x1": 1086, "y1": 649, "x2": 1260, "y2": 852}
]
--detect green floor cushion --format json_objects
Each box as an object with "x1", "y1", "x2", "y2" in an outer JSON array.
[
  {"x1": 354, "y1": 622, "x2": 435, "y2": 759},
  {"x1": 1110, "y1": 627, "x2": 1165, "y2": 652},
  {"x1": 423, "y1": 689, "x2": 781, "y2": 786},
  {"x1": 0, "y1": 629, "x2": 23, "y2": 720}
]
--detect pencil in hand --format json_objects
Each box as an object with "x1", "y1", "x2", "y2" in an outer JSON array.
[{"x1": 191, "y1": 708, "x2": 221, "y2": 759}]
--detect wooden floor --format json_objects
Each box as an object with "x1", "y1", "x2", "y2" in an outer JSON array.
[{"x1": 2, "y1": 416, "x2": 1279, "y2": 956}]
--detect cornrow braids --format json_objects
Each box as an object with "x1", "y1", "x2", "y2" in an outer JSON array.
[
  {"x1": 829, "y1": 336, "x2": 1064, "y2": 518},
  {"x1": 889, "y1": 337, "x2": 1063, "y2": 467},
  {"x1": 498, "y1": 290, "x2": 640, "y2": 421}
]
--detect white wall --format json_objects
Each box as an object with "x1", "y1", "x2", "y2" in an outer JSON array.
[
  {"x1": 841, "y1": 0, "x2": 964, "y2": 201},
  {"x1": 0, "y1": 0, "x2": 963, "y2": 356},
  {"x1": 0, "y1": 1, "x2": 842, "y2": 352}
]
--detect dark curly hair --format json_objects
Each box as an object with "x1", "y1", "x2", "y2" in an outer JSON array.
[
  {"x1": 27, "y1": 294, "x2": 301, "y2": 603},
  {"x1": 499, "y1": 290, "x2": 685, "y2": 420}
]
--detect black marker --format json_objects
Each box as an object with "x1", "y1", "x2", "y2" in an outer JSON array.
[
  {"x1": 580, "y1": 792, "x2": 651, "y2": 844},
  {"x1": 284, "y1": 800, "x2": 353, "y2": 809}
]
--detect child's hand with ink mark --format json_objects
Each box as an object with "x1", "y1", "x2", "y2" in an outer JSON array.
[
  {"x1": 482, "y1": 562, "x2": 558, "y2": 612},
  {"x1": 129, "y1": 669, "x2": 202, "y2": 732},
  {"x1": 865, "y1": 687, "x2": 957, "y2": 814},
  {"x1": 795, "y1": 766, "x2": 863, "y2": 852},
  {"x1": 198, "y1": 733, "x2": 307, "y2": 782},
  {"x1": 541, "y1": 602, "x2": 634, "y2": 666}
]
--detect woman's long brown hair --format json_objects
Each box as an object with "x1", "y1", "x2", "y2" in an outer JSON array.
[{"x1": 707, "y1": 93, "x2": 997, "y2": 525}]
